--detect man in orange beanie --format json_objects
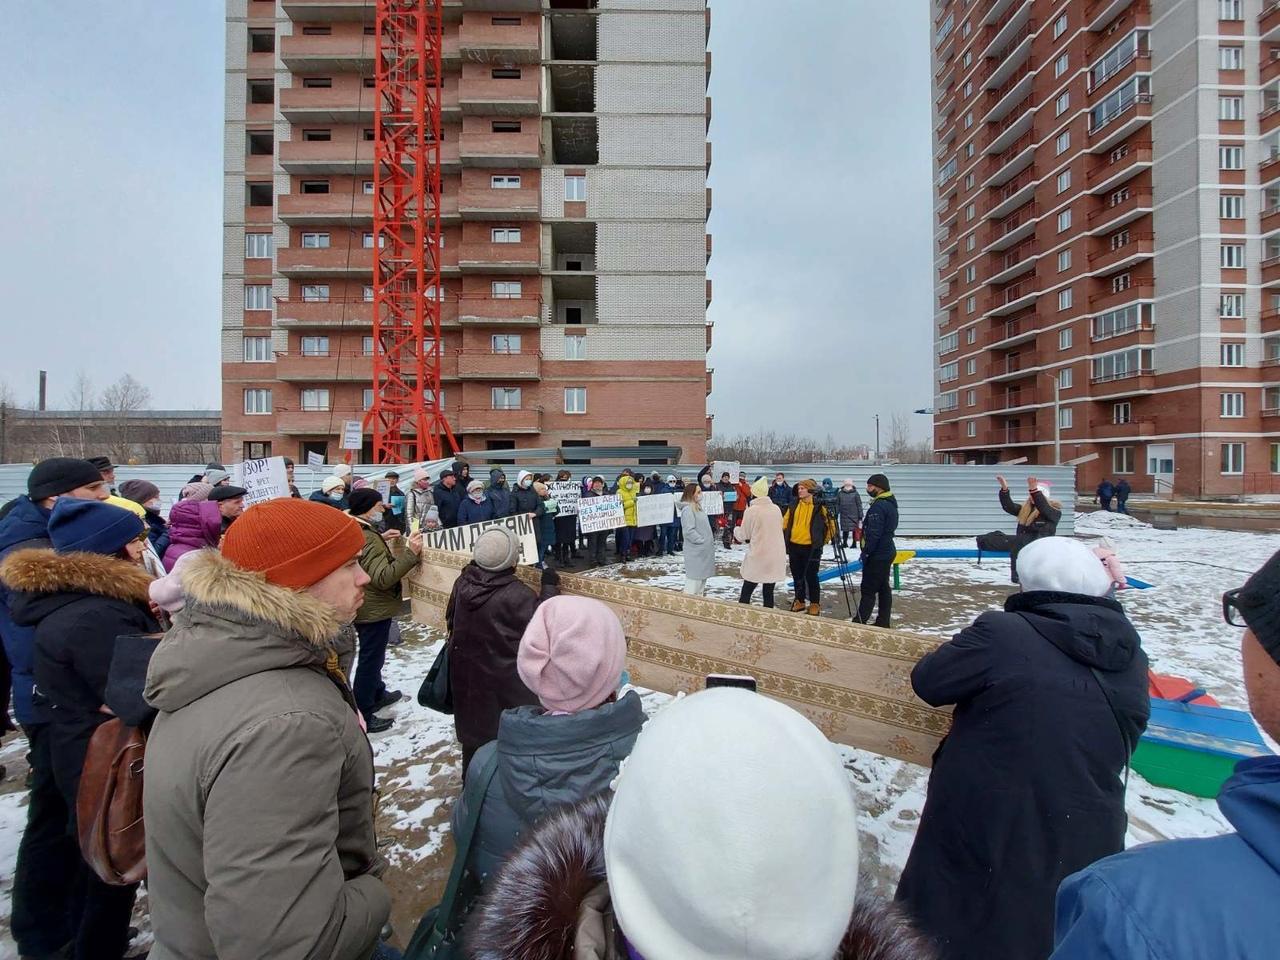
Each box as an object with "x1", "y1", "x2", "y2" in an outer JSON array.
[{"x1": 141, "y1": 499, "x2": 393, "y2": 960}]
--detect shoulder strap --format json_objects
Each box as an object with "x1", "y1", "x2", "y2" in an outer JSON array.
[
  {"x1": 433, "y1": 750, "x2": 501, "y2": 932},
  {"x1": 1014, "y1": 613, "x2": 1132, "y2": 786}
]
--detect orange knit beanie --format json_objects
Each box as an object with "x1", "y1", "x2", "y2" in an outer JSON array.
[{"x1": 221, "y1": 498, "x2": 365, "y2": 588}]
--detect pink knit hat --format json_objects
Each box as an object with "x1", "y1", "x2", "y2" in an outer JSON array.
[{"x1": 518, "y1": 596, "x2": 628, "y2": 713}]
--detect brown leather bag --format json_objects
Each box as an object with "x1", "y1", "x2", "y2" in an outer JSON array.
[{"x1": 77, "y1": 718, "x2": 147, "y2": 885}]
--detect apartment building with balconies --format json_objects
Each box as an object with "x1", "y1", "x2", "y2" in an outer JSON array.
[
  {"x1": 931, "y1": 0, "x2": 1280, "y2": 498},
  {"x1": 222, "y1": 0, "x2": 712, "y2": 465}
]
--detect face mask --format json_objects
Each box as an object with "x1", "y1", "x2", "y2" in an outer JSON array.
[
  {"x1": 144, "y1": 499, "x2": 162, "y2": 512},
  {"x1": 371, "y1": 510, "x2": 385, "y2": 523},
  {"x1": 329, "y1": 491, "x2": 344, "y2": 501},
  {"x1": 520, "y1": 479, "x2": 532, "y2": 489}
]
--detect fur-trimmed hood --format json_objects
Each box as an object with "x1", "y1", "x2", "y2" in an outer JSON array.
[
  {"x1": 0, "y1": 547, "x2": 153, "y2": 610},
  {"x1": 467, "y1": 794, "x2": 936, "y2": 960},
  {"x1": 144, "y1": 548, "x2": 345, "y2": 713}
]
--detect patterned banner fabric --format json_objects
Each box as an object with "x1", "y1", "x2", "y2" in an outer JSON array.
[{"x1": 408, "y1": 551, "x2": 952, "y2": 766}]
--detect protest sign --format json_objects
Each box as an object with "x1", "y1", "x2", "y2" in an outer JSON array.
[
  {"x1": 341, "y1": 421, "x2": 363, "y2": 450},
  {"x1": 547, "y1": 481, "x2": 581, "y2": 516},
  {"x1": 636, "y1": 492, "x2": 676, "y2": 527},
  {"x1": 578, "y1": 494, "x2": 625, "y2": 533},
  {"x1": 231, "y1": 456, "x2": 290, "y2": 506},
  {"x1": 701, "y1": 490, "x2": 724, "y2": 516},
  {"x1": 375, "y1": 480, "x2": 392, "y2": 503},
  {"x1": 306, "y1": 451, "x2": 325, "y2": 467},
  {"x1": 711, "y1": 460, "x2": 741, "y2": 482},
  {"x1": 421, "y1": 513, "x2": 540, "y2": 566}
]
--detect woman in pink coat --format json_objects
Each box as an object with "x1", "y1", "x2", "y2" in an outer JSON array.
[
  {"x1": 735, "y1": 477, "x2": 787, "y2": 607},
  {"x1": 161, "y1": 499, "x2": 222, "y2": 571}
]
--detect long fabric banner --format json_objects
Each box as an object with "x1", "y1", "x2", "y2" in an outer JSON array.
[
  {"x1": 421, "y1": 514, "x2": 540, "y2": 566},
  {"x1": 408, "y1": 554, "x2": 950, "y2": 766}
]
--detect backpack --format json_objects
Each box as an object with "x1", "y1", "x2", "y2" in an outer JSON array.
[{"x1": 77, "y1": 718, "x2": 148, "y2": 886}]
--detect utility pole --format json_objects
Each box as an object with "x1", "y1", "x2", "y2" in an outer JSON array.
[
  {"x1": 874, "y1": 414, "x2": 880, "y2": 460},
  {"x1": 1, "y1": 401, "x2": 7, "y2": 464}
]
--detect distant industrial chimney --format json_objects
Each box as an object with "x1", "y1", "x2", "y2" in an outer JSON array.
[{"x1": 38, "y1": 370, "x2": 47, "y2": 411}]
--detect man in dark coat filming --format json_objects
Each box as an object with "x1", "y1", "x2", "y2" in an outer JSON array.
[{"x1": 895, "y1": 536, "x2": 1149, "y2": 960}]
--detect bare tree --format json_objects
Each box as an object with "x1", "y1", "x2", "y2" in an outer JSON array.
[{"x1": 98, "y1": 374, "x2": 152, "y2": 464}]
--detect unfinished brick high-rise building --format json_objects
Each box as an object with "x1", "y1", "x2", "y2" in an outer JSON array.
[
  {"x1": 222, "y1": 0, "x2": 712, "y2": 466},
  {"x1": 931, "y1": 0, "x2": 1280, "y2": 498}
]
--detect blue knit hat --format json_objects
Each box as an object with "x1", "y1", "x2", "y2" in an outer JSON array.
[{"x1": 48, "y1": 499, "x2": 144, "y2": 556}]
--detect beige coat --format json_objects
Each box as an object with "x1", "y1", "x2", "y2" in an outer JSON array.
[
  {"x1": 735, "y1": 497, "x2": 787, "y2": 584},
  {"x1": 143, "y1": 550, "x2": 389, "y2": 960}
]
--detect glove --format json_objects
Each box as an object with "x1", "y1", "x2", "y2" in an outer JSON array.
[{"x1": 541, "y1": 567, "x2": 561, "y2": 587}]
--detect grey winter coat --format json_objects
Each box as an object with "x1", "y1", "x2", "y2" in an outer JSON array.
[
  {"x1": 680, "y1": 503, "x2": 716, "y2": 581},
  {"x1": 452, "y1": 691, "x2": 645, "y2": 884},
  {"x1": 836, "y1": 487, "x2": 863, "y2": 526},
  {"x1": 142, "y1": 550, "x2": 388, "y2": 960}
]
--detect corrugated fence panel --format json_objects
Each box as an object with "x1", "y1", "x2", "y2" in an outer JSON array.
[{"x1": 0, "y1": 461, "x2": 1074, "y2": 537}]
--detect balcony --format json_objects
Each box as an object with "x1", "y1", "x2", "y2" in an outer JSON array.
[
  {"x1": 988, "y1": 201, "x2": 1038, "y2": 252},
  {"x1": 280, "y1": 33, "x2": 375, "y2": 73},
  {"x1": 458, "y1": 241, "x2": 540, "y2": 275},
  {"x1": 987, "y1": 351, "x2": 1041, "y2": 381},
  {"x1": 1088, "y1": 95, "x2": 1153, "y2": 153},
  {"x1": 984, "y1": 426, "x2": 1035, "y2": 446},
  {"x1": 279, "y1": 138, "x2": 376, "y2": 175},
  {"x1": 1088, "y1": 190, "x2": 1152, "y2": 233},
  {"x1": 458, "y1": 13, "x2": 539, "y2": 63},
  {"x1": 458, "y1": 179, "x2": 539, "y2": 220},
  {"x1": 1263, "y1": 309, "x2": 1280, "y2": 334},
  {"x1": 1090, "y1": 282, "x2": 1154, "y2": 313},
  {"x1": 988, "y1": 240, "x2": 1038, "y2": 285},
  {"x1": 986, "y1": 166, "x2": 1038, "y2": 220},
  {"x1": 275, "y1": 352, "x2": 373, "y2": 383},
  {"x1": 276, "y1": 411, "x2": 349, "y2": 436},
  {"x1": 279, "y1": 85, "x2": 373, "y2": 124},
  {"x1": 982, "y1": 0, "x2": 1033, "y2": 60},
  {"x1": 457, "y1": 296, "x2": 541, "y2": 326},
  {"x1": 276, "y1": 297, "x2": 374, "y2": 328},
  {"x1": 459, "y1": 117, "x2": 539, "y2": 168},
  {"x1": 989, "y1": 314, "x2": 1039, "y2": 349},
  {"x1": 984, "y1": 98, "x2": 1035, "y2": 155},
  {"x1": 1262, "y1": 150, "x2": 1280, "y2": 184},
  {"x1": 1086, "y1": 0, "x2": 1137, "y2": 31},
  {"x1": 1264, "y1": 101, "x2": 1280, "y2": 137},
  {"x1": 1089, "y1": 368, "x2": 1155, "y2": 393},
  {"x1": 277, "y1": 246, "x2": 374, "y2": 278},
  {"x1": 984, "y1": 22, "x2": 1035, "y2": 90},
  {"x1": 984, "y1": 131, "x2": 1036, "y2": 188},
  {"x1": 456, "y1": 406, "x2": 542, "y2": 435},
  {"x1": 1088, "y1": 416, "x2": 1156, "y2": 438},
  {"x1": 983, "y1": 61, "x2": 1036, "y2": 125},
  {"x1": 1263, "y1": 255, "x2": 1280, "y2": 287},
  {"x1": 1088, "y1": 234, "x2": 1154, "y2": 275},
  {"x1": 1090, "y1": 313, "x2": 1155, "y2": 346},
  {"x1": 991, "y1": 276, "x2": 1040, "y2": 316},
  {"x1": 1264, "y1": 48, "x2": 1280, "y2": 86},
  {"x1": 1263, "y1": 204, "x2": 1280, "y2": 236},
  {"x1": 282, "y1": 0, "x2": 373, "y2": 20},
  {"x1": 458, "y1": 65, "x2": 539, "y2": 116},
  {"x1": 706, "y1": 322, "x2": 714, "y2": 351},
  {"x1": 1264, "y1": 2, "x2": 1280, "y2": 43},
  {"x1": 982, "y1": 0, "x2": 1028, "y2": 28},
  {"x1": 706, "y1": 368, "x2": 714, "y2": 397},
  {"x1": 457, "y1": 351, "x2": 542, "y2": 380},
  {"x1": 1087, "y1": 142, "x2": 1152, "y2": 193}
]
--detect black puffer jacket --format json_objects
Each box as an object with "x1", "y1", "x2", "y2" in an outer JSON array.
[
  {"x1": 861, "y1": 493, "x2": 899, "y2": 560},
  {"x1": 1, "y1": 550, "x2": 160, "y2": 812},
  {"x1": 433, "y1": 478, "x2": 463, "y2": 528},
  {"x1": 453, "y1": 691, "x2": 645, "y2": 885},
  {"x1": 895, "y1": 591, "x2": 1149, "y2": 960},
  {"x1": 446, "y1": 563, "x2": 557, "y2": 763},
  {"x1": 999, "y1": 487, "x2": 1061, "y2": 540}
]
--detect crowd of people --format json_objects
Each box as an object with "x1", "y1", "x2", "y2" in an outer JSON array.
[{"x1": 0, "y1": 454, "x2": 1276, "y2": 959}]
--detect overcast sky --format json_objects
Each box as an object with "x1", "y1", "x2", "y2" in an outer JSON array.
[{"x1": 0, "y1": 2, "x2": 934, "y2": 448}]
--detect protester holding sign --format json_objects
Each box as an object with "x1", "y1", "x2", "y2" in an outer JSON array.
[
  {"x1": 656, "y1": 475, "x2": 680, "y2": 556},
  {"x1": 533, "y1": 481, "x2": 557, "y2": 566},
  {"x1": 679, "y1": 484, "x2": 716, "y2": 596},
  {"x1": 616, "y1": 473, "x2": 640, "y2": 560},
  {"x1": 580, "y1": 477, "x2": 613, "y2": 566},
  {"x1": 349, "y1": 489, "x2": 422, "y2": 733},
  {"x1": 551, "y1": 471, "x2": 580, "y2": 564},
  {"x1": 458, "y1": 480, "x2": 498, "y2": 526}
]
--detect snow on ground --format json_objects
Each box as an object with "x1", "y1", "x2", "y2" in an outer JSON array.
[{"x1": 0, "y1": 513, "x2": 1275, "y2": 953}]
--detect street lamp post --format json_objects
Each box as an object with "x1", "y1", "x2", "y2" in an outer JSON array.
[{"x1": 874, "y1": 414, "x2": 880, "y2": 460}]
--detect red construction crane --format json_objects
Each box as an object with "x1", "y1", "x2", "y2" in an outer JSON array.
[{"x1": 367, "y1": 0, "x2": 456, "y2": 463}]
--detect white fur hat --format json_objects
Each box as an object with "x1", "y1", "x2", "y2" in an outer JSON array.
[
  {"x1": 332, "y1": 463, "x2": 352, "y2": 478},
  {"x1": 603, "y1": 688, "x2": 858, "y2": 960},
  {"x1": 1017, "y1": 536, "x2": 1113, "y2": 597}
]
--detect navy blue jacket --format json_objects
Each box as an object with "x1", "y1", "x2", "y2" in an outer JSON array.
[
  {"x1": 1052, "y1": 755, "x2": 1280, "y2": 959},
  {"x1": 457, "y1": 496, "x2": 497, "y2": 526},
  {"x1": 432, "y1": 479, "x2": 463, "y2": 528},
  {"x1": 768, "y1": 481, "x2": 793, "y2": 509},
  {"x1": 308, "y1": 489, "x2": 349, "y2": 511},
  {"x1": 487, "y1": 479, "x2": 513, "y2": 518},
  {"x1": 861, "y1": 493, "x2": 899, "y2": 560},
  {"x1": 0, "y1": 496, "x2": 54, "y2": 724},
  {"x1": 144, "y1": 508, "x2": 170, "y2": 559}
]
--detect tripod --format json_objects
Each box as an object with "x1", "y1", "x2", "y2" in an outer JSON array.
[{"x1": 820, "y1": 496, "x2": 858, "y2": 621}]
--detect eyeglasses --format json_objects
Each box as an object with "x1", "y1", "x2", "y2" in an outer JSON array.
[{"x1": 1222, "y1": 589, "x2": 1248, "y2": 628}]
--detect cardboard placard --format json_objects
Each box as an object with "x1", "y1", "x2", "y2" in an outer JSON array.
[
  {"x1": 375, "y1": 480, "x2": 392, "y2": 503},
  {"x1": 421, "y1": 513, "x2": 540, "y2": 566},
  {"x1": 578, "y1": 494, "x2": 626, "y2": 533},
  {"x1": 306, "y1": 451, "x2": 326, "y2": 467},
  {"x1": 636, "y1": 492, "x2": 676, "y2": 527},
  {"x1": 230, "y1": 457, "x2": 290, "y2": 506},
  {"x1": 547, "y1": 481, "x2": 581, "y2": 516},
  {"x1": 701, "y1": 490, "x2": 724, "y2": 516},
  {"x1": 341, "y1": 421, "x2": 363, "y2": 451},
  {"x1": 712, "y1": 460, "x2": 741, "y2": 483}
]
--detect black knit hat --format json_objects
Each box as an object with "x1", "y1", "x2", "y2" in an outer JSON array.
[
  {"x1": 348, "y1": 488, "x2": 383, "y2": 516},
  {"x1": 86, "y1": 456, "x2": 115, "y2": 472},
  {"x1": 867, "y1": 473, "x2": 890, "y2": 492},
  {"x1": 1238, "y1": 549, "x2": 1280, "y2": 666},
  {"x1": 27, "y1": 458, "x2": 105, "y2": 500}
]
